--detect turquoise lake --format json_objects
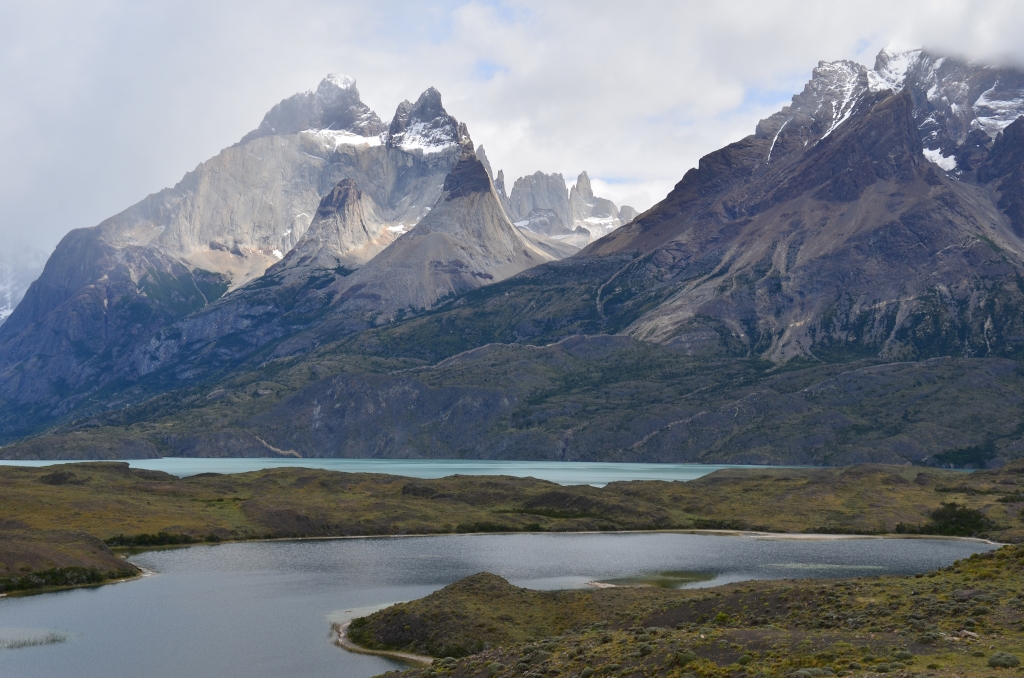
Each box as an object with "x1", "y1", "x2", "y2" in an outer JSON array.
[{"x1": 0, "y1": 459, "x2": 793, "y2": 486}]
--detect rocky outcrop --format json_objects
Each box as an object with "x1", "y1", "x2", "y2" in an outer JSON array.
[
  {"x1": 271, "y1": 179, "x2": 392, "y2": 274},
  {"x1": 505, "y1": 170, "x2": 627, "y2": 245},
  {"x1": 476, "y1": 145, "x2": 513, "y2": 220},
  {"x1": 569, "y1": 171, "x2": 622, "y2": 241},
  {"x1": 507, "y1": 171, "x2": 573, "y2": 232}
]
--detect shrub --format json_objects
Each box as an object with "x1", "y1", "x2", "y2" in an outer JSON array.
[
  {"x1": 989, "y1": 652, "x2": 1020, "y2": 668},
  {"x1": 0, "y1": 566, "x2": 136, "y2": 593},
  {"x1": 895, "y1": 503, "x2": 996, "y2": 537}
]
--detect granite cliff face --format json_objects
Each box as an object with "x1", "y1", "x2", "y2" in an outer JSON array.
[
  {"x1": 327, "y1": 145, "x2": 555, "y2": 316},
  {"x1": 0, "y1": 79, "x2": 477, "y2": 434},
  {"x1": 271, "y1": 179, "x2": 392, "y2": 274},
  {"x1": 501, "y1": 170, "x2": 633, "y2": 246},
  {"x1": 115, "y1": 142, "x2": 556, "y2": 388}
]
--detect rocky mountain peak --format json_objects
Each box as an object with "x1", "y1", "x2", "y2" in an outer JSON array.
[
  {"x1": 475, "y1": 145, "x2": 494, "y2": 179},
  {"x1": 315, "y1": 178, "x2": 362, "y2": 217},
  {"x1": 386, "y1": 87, "x2": 462, "y2": 155},
  {"x1": 325, "y1": 144, "x2": 553, "y2": 317},
  {"x1": 574, "y1": 171, "x2": 594, "y2": 199},
  {"x1": 869, "y1": 46, "x2": 922, "y2": 92},
  {"x1": 442, "y1": 148, "x2": 492, "y2": 200},
  {"x1": 270, "y1": 178, "x2": 391, "y2": 274},
  {"x1": 239, "y1": 73, "x2": 385, "y2": 144},
  {"x1": 319, "y1": 73, "x2": 356, "y2": 92}
]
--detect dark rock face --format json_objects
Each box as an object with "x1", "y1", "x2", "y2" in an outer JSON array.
[
  {"x1": 586, "y1": 84, "x2": 1024, "y2": 362},
  {"x1": 978, "y1": 116, "x2": 1024, "y2": 236},
  {"x1": 0, "y1": 229, "x2": 227, "y2": 436},
  {"x1": 442, "y1": 149, "x2": 492, "y2": 199},
  {"x1": 387, "y1": 88, "x2": 461, "y2": 153}
]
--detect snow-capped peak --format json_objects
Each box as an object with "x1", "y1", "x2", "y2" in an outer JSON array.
[
  {"x1": 322, "y1": 73, "x2": 356, "y2": 91},
  {"x1": 868, "y1": 46, "x2": 922, "y2": 93},
  {"x1": 386, "y1": 88, "x2": 464, "y2": 155}
]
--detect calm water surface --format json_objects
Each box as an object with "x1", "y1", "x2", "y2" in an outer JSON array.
[
  {"x1": 0, "y1": 533, "x2": 995, "y2": 678},
  {"x1": 0, "y1": 459, "x2": 795, "y2": 486}
]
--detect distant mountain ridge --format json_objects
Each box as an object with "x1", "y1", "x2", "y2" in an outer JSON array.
[{"x1": 7, "y1": 47, "x2": 1024, "y2": 467}]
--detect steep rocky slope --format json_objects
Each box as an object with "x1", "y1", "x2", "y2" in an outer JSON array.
[{"x1": 271, "y1": 178, "x2": 393, "y2": 274}]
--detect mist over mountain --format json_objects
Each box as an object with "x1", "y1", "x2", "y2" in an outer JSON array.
[
  {"x1": 5, "y1": 47, "x2": 1024, "y2": 467},
  {"x1": 0, "y1": 247, "x2": 48, "y2": 328}
]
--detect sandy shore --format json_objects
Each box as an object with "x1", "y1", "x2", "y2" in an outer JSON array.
[{"x1": 333, "y1": 620, "x2": 433, "y2": 665}]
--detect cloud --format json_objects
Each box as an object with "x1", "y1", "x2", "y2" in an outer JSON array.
[{"x1": 3, "y1": 0, "x2": 1024, "y2": 258}]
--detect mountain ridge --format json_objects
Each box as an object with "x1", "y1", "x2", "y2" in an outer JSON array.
[{"x1": 6, "y1": 48, "x2": 1024, "y2": 465}]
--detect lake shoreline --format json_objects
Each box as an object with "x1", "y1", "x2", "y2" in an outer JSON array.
[
  {"x1": 109, "y1": 527, "x2": 1004, "y2": 553},
  {"x1": 333, "y1": 621, "x2": 433, "y2": 665}
]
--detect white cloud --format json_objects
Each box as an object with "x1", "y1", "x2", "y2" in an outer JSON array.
[{"x1": 4, "y1": 0, "x2": 1024, "y2": 258}]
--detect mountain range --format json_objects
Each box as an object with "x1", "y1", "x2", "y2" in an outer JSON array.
[{"x1": 4, "y1": 47, "x2": 1024, "y2": 467}]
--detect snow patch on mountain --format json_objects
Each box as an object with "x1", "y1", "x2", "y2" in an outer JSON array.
[
  {"x1": 869, "y1": 47, "x2": 922, "y2": 92},
  {"x1": 0, "y1": 248, "x2": 48, "y2": 327},
  {"x1": 923, "y1": 147, "x2": 957, "y2": 171},
  {"x1": 323, "y1": 73, "x2": 356, "y2": 90},
  {"x1": 302, "y1": 128, "x2": 384, "y2": 149},
  {"x1": 394, "y1": 121, "x2": 459, "y2": 154},
  {"x1": 973, "y1": 83, "x2": 1024, "y2": 136}
]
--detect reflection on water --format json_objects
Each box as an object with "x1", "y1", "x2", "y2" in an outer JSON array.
[
  {"x1": 0, "y1": 628, "x2": 69, "y2": 650},
  {"x1": 596, "y1": 570, "x2": 716, "y2": 588},
  {"x1": 0, "y1": 532, "x2": 996, "y2": 678},
  {"x1": 766, "y1": 563, "x2": 886, "y2": 570}
]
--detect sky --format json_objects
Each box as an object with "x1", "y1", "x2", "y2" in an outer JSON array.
[{"x1": 4, "y1": 0, "x2": 1024, "y2": 267}]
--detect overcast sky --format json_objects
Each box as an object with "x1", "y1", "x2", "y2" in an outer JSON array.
[{"x1": 4, "y1": 0, "x2": 1024, "y2": 259}]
